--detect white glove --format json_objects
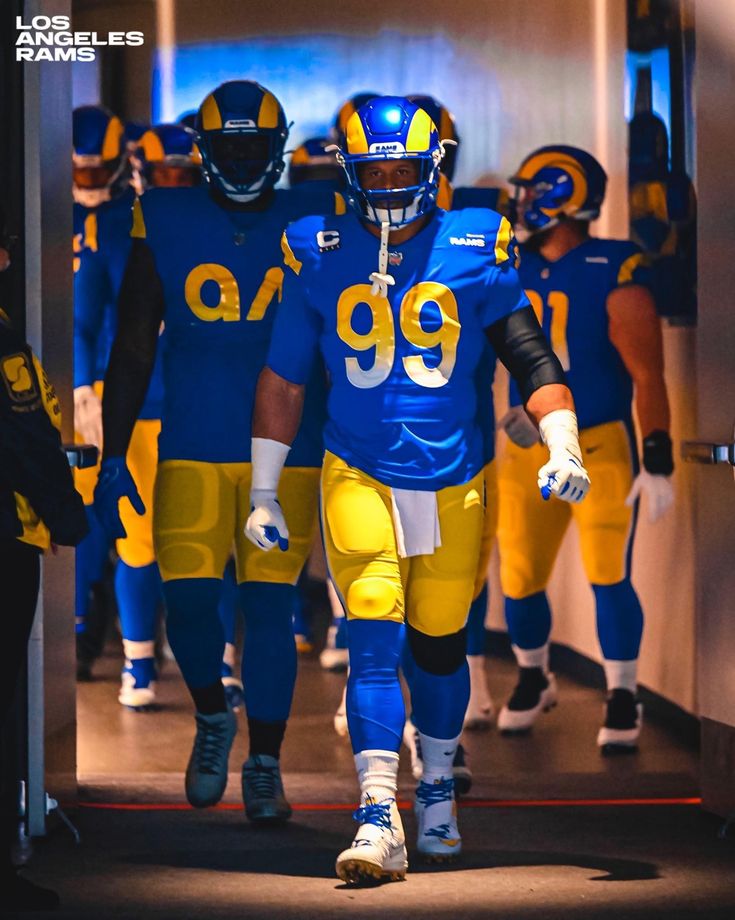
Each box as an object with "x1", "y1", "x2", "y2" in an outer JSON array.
[
  {"x1": 498, "y1": 406, "x2": 541, "y2": 448},
  {"x1": 244, "y1": 438, "x2": 292, "y2": 552},
  {"x1": 625, "y1": 471, "x2": 674, "y2": 523},
  {"x1": 245, "y1": 490, "x2": 290, "y2": 551},
  {"x1": 537, "y1": 409, "x2": 591, "y2": 503},
  {"x1": 74, "y1": 385, "x2": 103, "y2": 449}
]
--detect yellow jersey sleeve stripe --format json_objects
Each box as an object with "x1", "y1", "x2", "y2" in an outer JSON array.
[
  {"x1": 617, "y1": 252, "x2": 645, "y2": 285},
  {"x1": 334, "y1": 192, "x2": 346, "y2": 215},
  {"x1": 494, "y1": 216, "x2": 513, "y2": 264},
  {"x1": 281, "y1": 231, "x2": 302, "y2": 276},
  {"x1": 131, "y1": 198, "x2": 147, "y2": 240},
  {"x1": 84, "y1": 213, "x2": 98, "y2": 252},
  {"x1": 200, "y1": 94, "x2": 222, "y2": 131}
]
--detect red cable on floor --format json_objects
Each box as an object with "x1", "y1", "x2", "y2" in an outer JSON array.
[{"x1": 71, "y1": 796, "x2": 702, "y2": 812}]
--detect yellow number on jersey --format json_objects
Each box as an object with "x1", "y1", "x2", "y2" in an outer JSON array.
[
  {"x1": 336, "y1": 281, "x2": 461, "y2": 389},
  {"x1": 525, "y1": 289, "x2": 570, "y2": 371},
  {"x1": 184, "y1": 264, "x2": 284, "y2": 323}
]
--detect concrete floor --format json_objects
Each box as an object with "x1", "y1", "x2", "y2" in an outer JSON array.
[{"x1": 9, "y1": 640, "x2": 735, "y2": 919}]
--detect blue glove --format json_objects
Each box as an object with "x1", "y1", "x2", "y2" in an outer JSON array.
[{"x1": 94, "y1": 456, "x2": 145, "y2": 540}]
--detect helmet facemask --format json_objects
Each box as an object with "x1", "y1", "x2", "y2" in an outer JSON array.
[{"x1": 200, "y1": 129, "x2": 286, "y2": 203}]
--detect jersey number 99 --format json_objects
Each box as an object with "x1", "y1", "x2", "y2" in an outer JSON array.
[{"x1": 336, "y1": 282, "x2": 460, "y2": 389}]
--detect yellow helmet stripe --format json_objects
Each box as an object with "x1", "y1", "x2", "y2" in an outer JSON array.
[
  {"x1": 101, "y1": 116, "x2": 123, "y2": 160},
  {"x1": 345, "y1": 111, "x2": 369, "y2": 154},
  {"x1": 200, "y1": 94, "x2": 222, "y2": 131},
  {"x1": 514, "y1": 150, "x2": 589, "y2": 217},
  {"x1": 258, "y1": 91, "x2": 280, "y2": 129},
  {"x1": 406, "y1": 108, "x2": 435, "y2": 152},
  {"x1": 140, "y1": 130, "x2": 166, "y2": 163}
]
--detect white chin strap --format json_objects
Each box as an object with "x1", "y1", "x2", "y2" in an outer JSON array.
[{"x1": 369, "y1": 221, "x2": 396, "y2": 298}]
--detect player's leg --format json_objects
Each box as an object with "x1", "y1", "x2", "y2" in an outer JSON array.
[
  {"x1": 496, "y1": 440, "x2": 570, "y2": 732},
  {"x1": 218, "y1": 558, "x2": 244, "y2": 711},
  {"x1": 236, "y1": 465, "x2": 320, "y2": 824},
  {"x1": 116, "y1": 418, "x2": 162, "y2": 710},
  {"x1": 153, "y1": 460, "x2": 237, "y2": 807},
  {"x1": 464, "y1": 460, "x2": 499, "y2": 730},
  {"x1": 574, "y1": 421, "x2": 644, "y2": 752},
  {"x1": 321, "y1": 452, "x2": 407, "y2": 885},
  {"x1": 321, "y1": 578, "x2": 349, "y2": 672},
  {"x1": 405, "y1": 468, "x2": 484, "y2": 863}
]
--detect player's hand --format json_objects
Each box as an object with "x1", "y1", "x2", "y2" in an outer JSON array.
[
  {"x1": 538, "y1": 451, "x2": 591, "y2": 503},
  {"x1": 94, "y1": 456, "x2": 145, "y2": 539},
  {"x1": 625, "y1": 471, "x2": 674, "y2": 523},
  {"x1": 245, "y1": 489, "x2": 290, "y2": 552},
  {"x1": 498, "y1": 406, "x2": 541, "y2": 448},
  {"x1": 74, "y1": 385, "x2": 103, "y2": 449}
]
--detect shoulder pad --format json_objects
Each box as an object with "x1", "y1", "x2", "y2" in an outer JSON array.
[{"x1": 443, "y1": 208, "x2": 516, "y2": 265}]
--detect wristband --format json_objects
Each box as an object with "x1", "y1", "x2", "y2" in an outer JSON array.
[{"x1": 642, "y1": 430, "x2": 674, "y2": 475}]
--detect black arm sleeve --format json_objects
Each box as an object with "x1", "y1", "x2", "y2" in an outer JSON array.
[
  {"x1": 485, "y1": 305, "x2": 567, "y2": 404},
  {"x1": 102, "y1": 239, "x2": 165, "y2": 458}
]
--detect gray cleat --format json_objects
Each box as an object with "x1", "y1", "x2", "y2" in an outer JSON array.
[
  {"x1": 185, "y1": 709, "x2": 237, "y2": 808},
  {"x1": 241, "y1": 754, "x2": 292, "y2": 824}
]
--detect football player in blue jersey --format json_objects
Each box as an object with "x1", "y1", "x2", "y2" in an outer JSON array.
[
  {"x1": 245, "y1": 96, "x2": 590, "y2": 883},
  {"x1": 495, "y1": 145, "x2": 674, "y2": 751},
  {"x1": 72, "y1": 105, "x2": 165, "y2": 706},
  {"x1": 95, "y1": 81, "x2": 341, "y2": 822}
]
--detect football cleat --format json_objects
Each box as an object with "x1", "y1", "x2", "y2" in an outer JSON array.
[
  {"x1": 497, "y1": 668, "x2": 558, "y2": 734},
  {"x1": 415, "y1": 777, "x2": 462, "y2": 863},
  {"x1": 185, "y1": 708, "x2": 237, "y2": 808},
  {"x1": 333, "y1": 684, "x2": 349, "y2": 737},
  {"x1": 118, "y1": 657, "x2": 157, "y2": 710},
  {"x1": 241, "y1": 754, "x2": 292, "y2": 824},
  {"x1": 335, "y1": 797, "x2": 407, "y2": 885},
  {"x1": 464, "y1": 655, "x2": 495, "y2": 730},
  {"x1": 402, "y1": 722, "x2": 472, "y2": 795},
  {"x1": 598, "y1": 689, "x2": 643, "y2": 754},
  {"x1": 319, "y1": 618, "x2": 349, "y2": 672}
]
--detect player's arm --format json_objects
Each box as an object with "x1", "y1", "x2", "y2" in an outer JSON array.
[
  {"x1": 245, "y1": 251, "x2": 321, "y2": 551},
  {"x1": 607, "y1": 283, "x2": 674, "y2": 521},
  {"x1": 94, "y1": 238, "x2": 164, "y2": 537},
  {"x1": 73, "y1": 250, "x2": 109, "y2": 448},
  {"x1": 483, "y1": 256, "x2": 589, "y2": 503}
]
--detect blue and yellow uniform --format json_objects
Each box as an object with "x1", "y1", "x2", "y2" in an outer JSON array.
[
  {"x1": 132, "y1": 183, "x2": 341, "y2": 587},
  {"x1": 498, "y1": 238, "x2": 649, "y2": 656},
  {"x1": 269, "y1": 207, "x2": 527, "y2": 637}
]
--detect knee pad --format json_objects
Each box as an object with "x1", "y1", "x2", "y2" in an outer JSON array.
[
  {"x1": 406, "y1": 623, "x2": 467, "y2": 676},
  {"x1": 346, "y1": 576, "x2": 399, "y2": 620}
]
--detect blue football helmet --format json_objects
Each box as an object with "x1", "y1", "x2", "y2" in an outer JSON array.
[
  {"x1": 72, "y1": 105, "x2": 129, "y2": 207},
  {"x1": 337, "y1": 96, "x2": 443, "y2": 229},
  {"x1": 195, "y1": 81, "x2": 289, "y2": 202},
  {"x1": 177, "y1": 110, "x2": 198, "y2": 131},
  {"x1": 509, "y1": 145, "x2": 607, "y2": 238},
  {"x1": 132, "y1": 124, "x2": 202, "y2": 193},
  {"x1": 406, "y1": 94, "x2": 460, "y2": 182},
  {"x1": 288, "y1": 136, "x2": 341, "y2": 186},
  {"x1": 330, "y1": 92, "x2": 378, "y2": 145}
]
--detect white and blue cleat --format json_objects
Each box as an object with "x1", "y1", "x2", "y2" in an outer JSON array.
[
  {"x1": 415, "y1": 776, "x2": 462, "y2": 863},
  {"x1": 118, "y1": 657, "x2": 158, "y2": 711},
  {"x1": 336, "y1": 797, "x2": 407, "y2": 885}
]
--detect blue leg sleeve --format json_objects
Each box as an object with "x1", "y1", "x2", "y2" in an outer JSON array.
[
  {"x1": 75, "y1": 505, "x2": 110, "y2": 628},
  {"x1": 466, "y1": 582, "x2": 489, "y2": 656},
  {"x1": 410, "y1": 659, "x2": 470, "y2": 740},
  {"x1": 239, "y1": 582, "x2": 297, "y2": 722},
  {"x1": 163, "y1": 578, "x2": 224, "y2": 689},
  {"x1": 505, "y1": 591, "x2": 552, "y2": 649},
  {"x1": 347, "y1": 619, "x2": 405, "y2": 755},
  {"x1": 115, "y1": 561, "x2": 161, "y2": 642},
  {"x1": 217, "y1": 559, "x2": 239, "y2": 646},
  {"x1": 593, "y1": 580, "x2": 644, "y2": 660}
]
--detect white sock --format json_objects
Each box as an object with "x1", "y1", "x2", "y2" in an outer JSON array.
[
  {"x1": 603, "y1": 659, "x2": 638, "y2": 694},
  {"x1": 417, "y1": 733, "x2": 460, "y2": 785},
  {"x1": 355, "y1": 750, "x2": 399, "y2": 803},
  {"x1": 512, "y1": 643, "x2": 549, "y2": 671},
  {"x1": 122, "y1": 639, "x2": 155, "y2": 660}
]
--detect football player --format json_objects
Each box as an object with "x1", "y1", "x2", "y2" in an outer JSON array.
[
  {"x1": 72, "y1": 105, "x2": 165, "y2": 707},
  {"x1": 496, "y1": 145, "x2": 673, "y2": 751},
  {"x1": 94, "y1": 81, "x2": 340, "y2": 822},
  {"x1": 245, "y1": 96, "x2": 589, "y2": 883}
]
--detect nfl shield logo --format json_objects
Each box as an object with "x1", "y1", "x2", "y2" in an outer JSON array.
[{"x1": 388, "y1": 251, "x2": 403, "y2": 266}]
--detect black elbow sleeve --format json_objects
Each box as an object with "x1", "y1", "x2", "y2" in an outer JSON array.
[{"x1": 486, "y1": 306, "x2": 567, "y2": 403}]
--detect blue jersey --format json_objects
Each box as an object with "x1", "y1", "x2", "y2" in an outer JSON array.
[
  {"x1": 509, "y1": 237, "x2": 650, "y2": 430},
  {"x1": 132, "y1": 184, "x2": 341, "y2": 463},
  {"x1": 268, "y1": 208, "x2": 529, "y2": 490},
  {"x1": 73, "y1": 190, "x2": 164, "y2": 420}
]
